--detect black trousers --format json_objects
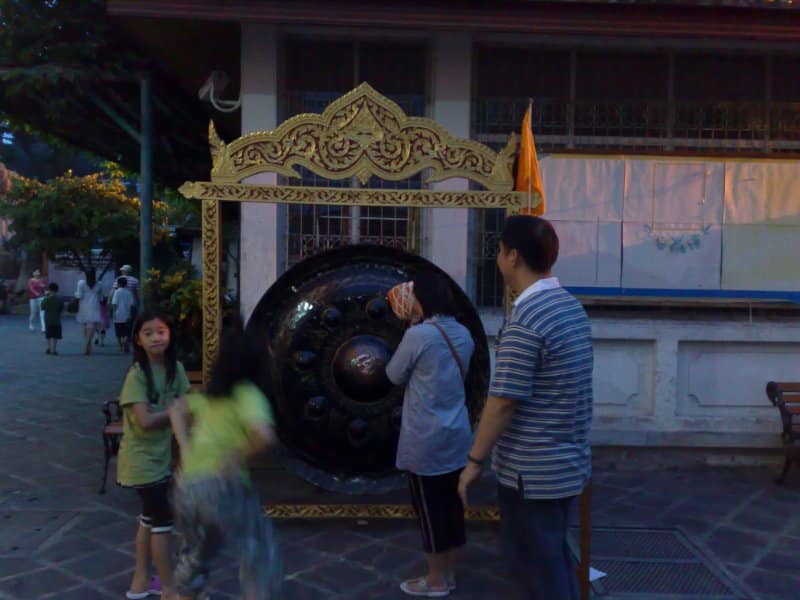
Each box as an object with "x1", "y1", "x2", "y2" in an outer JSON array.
[
  {"x1": 407, "y1": 469, "x2": 466, "y2": 554},
  {"x1": 497, "y1": 482, "x2": 579, "y2": 600}
]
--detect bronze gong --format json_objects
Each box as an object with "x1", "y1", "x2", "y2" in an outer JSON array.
[{"x1": 246, "y1": 244, "x2": 489, "y2": 492}]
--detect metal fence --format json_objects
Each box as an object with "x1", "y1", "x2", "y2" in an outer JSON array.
[{"x1": 473, "y1": 97, "x2": 800, "y2": 153}]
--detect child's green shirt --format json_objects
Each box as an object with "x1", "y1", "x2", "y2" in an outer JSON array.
[
  {"x1": 180, "y1": 381, "x2": 275, "y2": 483},
  {"x1": 117, "y1": 361, "x2": 190, "y2": 487}
]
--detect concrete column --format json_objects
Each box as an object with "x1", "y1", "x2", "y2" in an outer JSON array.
[
  {"x1": 240, "y1": 24, "x2": 283, "y2": 322},
  {"x1": 427, "y1": 32, "x2": 472, "y2": 293}
]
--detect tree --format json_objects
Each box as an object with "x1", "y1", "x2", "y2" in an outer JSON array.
[
  {"x1": 1, "y1": 168, "x2": 169, "y2": 276},
  {"x1": 0, "y1": 122, "x2": 99, "y2": 180},
  {"x1": 0, "y1": 0, "x2": 213, "y2": 186},
  {"x1": 0, "y1": 161, "x2": 10, "y2": 195}
]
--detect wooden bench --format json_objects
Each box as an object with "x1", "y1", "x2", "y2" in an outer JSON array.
[
  {"x1": 100, "y1": 399, "x2": 123, "y2": 494},
  {"x1": 766, "y1": 381, "x2": 800, "y2": 485},
  {"x1": 99, "y1": 370, "x2": 204, "y2": 494}
]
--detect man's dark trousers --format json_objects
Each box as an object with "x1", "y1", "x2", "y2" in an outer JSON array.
[{"x1": 497, "y1": 482, "x2": 579, "y2": 600}]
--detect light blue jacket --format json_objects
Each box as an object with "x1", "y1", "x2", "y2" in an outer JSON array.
[{"x1": 386, "y1": 315, "x2": 474, "y2": 476}]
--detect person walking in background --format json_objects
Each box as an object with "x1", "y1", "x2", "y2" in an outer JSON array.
[
  {"x1": 96, "y1": 291, "x2": 111, "y2": 348},
  {"x1": 169, "y1": 319, "x2": 282, "y2": 600},
  {"x1": 40, "y1": 282, "x2": 64, "y2": 355},
  {"x1": 27, "y1": 268, "x2": 47, "y2": 332},
  {"x1": 111, "y1": 276, "x2": 136, "y2": 353},
  {"x1": 386, "y1": 272, "x2": 475, "y2": 598},
  {"x1": 112, "y1": 264, "x2": 140, "y2": 302},
  {"x1": 117, "y1": 310, "x2": 191, "y2": 600},
  {"x1": 458, "y1": 216, "x2": 593, "y2": 600},
  {"x1": 74, "y1": 270, "x2": 103, "y2": 355}
]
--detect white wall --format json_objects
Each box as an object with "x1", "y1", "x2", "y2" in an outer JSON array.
[
  {"x1": 47, "y1": 261, "x2": 116, "y2": 298},
  {"x1": 480, "y1": 311, "x2": 800, "y2": 449},
  {"x1": 426, "y1": 32, "x2": 472, "y2": 293}
]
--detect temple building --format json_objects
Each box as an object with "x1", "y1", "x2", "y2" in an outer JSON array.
[{"x1": 93, "y1": 1, "x2": 800, "y2": 452}]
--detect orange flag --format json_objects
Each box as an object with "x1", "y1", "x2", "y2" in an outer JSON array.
[{"x1": 515, "y1": 102, "x2": 545, "y2": 216}]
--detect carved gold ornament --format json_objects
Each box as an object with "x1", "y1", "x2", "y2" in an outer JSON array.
[
  {"x1": 208, "y1": 82, "x2": 517, "y2": 191},
  {"x1": 186, "y1": 83, "x2": 526, "y2": 387},
  {"x1": 180, "y1": 181, "x2": 525, "y2": 209},
  {"x1": 201, "y1": 199, "x2": 220, "y2": 383},
  {"x1": 263, "y1": 503, "x2": 499, "y2": 521}
]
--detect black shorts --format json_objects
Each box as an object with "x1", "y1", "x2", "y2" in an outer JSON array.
[
  {"x1": 114, "y1": 321, "x2": 131, "y2": 338},
  {"x1": 44, "y1": 325, "x2": 62, "y2": 340},
  {"x1": 407, "y1": 469, "x2": 466, "y2": 554},
  {"x1": 135, "y1": 479, "x2": 173, "y2": 533}
]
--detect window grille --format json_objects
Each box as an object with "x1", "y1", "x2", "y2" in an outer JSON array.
[{"x1": 282, "y1": 92, "x2": 424, "y2": 267}]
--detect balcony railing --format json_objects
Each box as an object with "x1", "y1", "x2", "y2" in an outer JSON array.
[{"x1": 474, "y1": 98, "x2": 800, "y2": 154}]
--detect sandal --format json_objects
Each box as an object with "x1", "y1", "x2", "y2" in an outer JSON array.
[
  {"x1": 125, "y1": 591, "x2": 158, "y2": 600},
  {"x1": 400, "y1": 577, "x2": 450, "y2": 597},
  {"x1": 125, "y1": 576, "x2": 161, "y2": 599}
]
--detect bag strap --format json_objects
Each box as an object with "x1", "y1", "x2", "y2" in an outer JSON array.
[{"x1": 430, "y1": 321, "x2": 465, "y2": 380}]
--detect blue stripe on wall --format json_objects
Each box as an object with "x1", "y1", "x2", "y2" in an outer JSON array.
[{"x1": 565, "y1": 287, "x2": 800, "y2": 304}]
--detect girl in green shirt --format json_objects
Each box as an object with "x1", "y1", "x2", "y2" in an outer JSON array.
[
  {"x1": 117, "y1": 310, "x2": 191, "y2": 600},
  {"x1": 169, "y1": 320, "x2": 281, "y2": 600}
]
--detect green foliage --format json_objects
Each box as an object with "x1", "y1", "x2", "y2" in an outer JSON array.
[
  {"x1": 0, "y1": 167, "x2": 172, "y2": 276},
  {"x1": 1, "y1": 124, "x2": 99, "y2": 180},
  {"x1": 143, "y1": 264, "x2": 202, "y2": 369},
  {"x1": 0, "y1": 161, "x2": 10, "y2": 195},
  {"x1": 0, "y1": 1, "x2": 135, "y2": 90},
  {"x1": 100, "y1": 160, "x2": 200, "y2": 229}
]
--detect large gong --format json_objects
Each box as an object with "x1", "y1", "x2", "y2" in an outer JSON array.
[{"x1": 246, "y1": 245, "x2": 490, "y2": 493}]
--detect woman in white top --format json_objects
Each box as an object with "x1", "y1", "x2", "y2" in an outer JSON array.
[{"x1": 75, "y1": 270, "x2": 103, "y2": 355}]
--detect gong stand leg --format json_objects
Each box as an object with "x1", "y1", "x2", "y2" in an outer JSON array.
[
  {"x1": 201, "y1": 198, "x2": 222, "y2": 385},
  {"x1": 579, "y1": 480, "x2": 592, "y2": 600}
]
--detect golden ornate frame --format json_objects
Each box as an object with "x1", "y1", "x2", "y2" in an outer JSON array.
[
  {"x1": 180, "y1": 82, "x2": 535, "y2": 379},
  {"x1": 264, "y1": 503, "x2": 499, "y2": 521},
  {"x1": 179, "y1": 83, "x2": 587, "y2": 597}
]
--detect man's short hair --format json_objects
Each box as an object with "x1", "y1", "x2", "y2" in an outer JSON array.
[
  {"x1": 48, "y1": 282, "x2": 59, "y2": 292},
  {"x1": 500, "y1": 215, "x2": 559, "y2": 273},
  {"x1": 117, "y1": 276, "x2": 128, "y2": 287}
]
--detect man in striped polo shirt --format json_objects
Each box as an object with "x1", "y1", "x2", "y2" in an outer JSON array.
[{"x1": 459, "y1": 215, "x2": 593, "y2": 599}]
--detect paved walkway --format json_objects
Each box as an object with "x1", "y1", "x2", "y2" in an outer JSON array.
[{"x1": 1, "y1": 313, "x2": 798, "y2": 599}]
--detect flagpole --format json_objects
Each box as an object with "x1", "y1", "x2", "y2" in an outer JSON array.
[{"x1": 527, "y1": 98, "x2": 533, "y2": 213}]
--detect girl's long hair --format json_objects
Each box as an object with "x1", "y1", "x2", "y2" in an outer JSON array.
[
  {"x1": 131, "y1": 309, "x2": 178, "y2": 404},
  {"x1": 205, "y1": 315, "x2": 260, "y2": 399}
]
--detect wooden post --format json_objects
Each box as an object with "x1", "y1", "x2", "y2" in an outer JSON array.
[{"x1": 579, "y1": 480, "x2": 592, "y2": 600}]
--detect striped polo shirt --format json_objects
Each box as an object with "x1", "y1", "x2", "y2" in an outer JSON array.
[{"x1": 489, "y1": 278, "x2": 593, "y2": 500}]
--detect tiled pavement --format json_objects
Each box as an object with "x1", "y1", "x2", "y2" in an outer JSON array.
[{"x1": 1, "y1": 313, "x2": 799, "y2": 599}]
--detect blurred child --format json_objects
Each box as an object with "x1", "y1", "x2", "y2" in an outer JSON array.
[
  {"x1": 40, "y1": 283, "x2": 64, "y2": 355},
  {"x1": 169, "y1": 320, "x2": 282, "y2": 600},
  {"x1": 117, "y1": 310, "x2": 191, "y2": 600}
]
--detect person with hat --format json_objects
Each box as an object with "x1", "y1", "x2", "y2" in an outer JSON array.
[
  {"x1": 114, "y1": 265, "x2": 140, "y2": 299},
  {"x1": 110, "y1": 265, "x2": 140, "y2": 312}
]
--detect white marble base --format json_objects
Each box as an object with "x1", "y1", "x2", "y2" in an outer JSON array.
[{"x1": 480, "y1": 310, "x2": 800, "y2": 449}]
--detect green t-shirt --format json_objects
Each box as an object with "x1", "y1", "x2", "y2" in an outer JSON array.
[
  {"x1": 117, "y1": 361, "x2": 191, "y2": 487},
  {"x1": 40, "y1": 294, "x2": 64, "y2": 327},
  {"x1": 180, "y1": 381, "x2": 275, "y2": 483}
]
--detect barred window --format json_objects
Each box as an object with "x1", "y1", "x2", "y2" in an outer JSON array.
[
  {"x1": 472, "y1": 45, "x2": 800, "y2": 307},
  {"x1": 282, "y1": 39, "x2": 426, "y2": 267}
]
